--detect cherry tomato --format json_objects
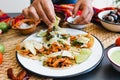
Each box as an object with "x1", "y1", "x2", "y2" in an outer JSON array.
[
  {"x1": 115, "y1": 37, "x2": 120, "y2": 46},
  {"x1": 0, "y1": 52, "x2": 3, "y2": 64}
]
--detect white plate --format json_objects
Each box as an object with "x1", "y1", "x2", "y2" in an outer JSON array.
[{"x1": 16, "y1": 28, "x2": 104, "y2": 78}]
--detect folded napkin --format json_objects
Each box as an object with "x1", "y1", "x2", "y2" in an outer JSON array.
[{"x1": 0, "y1": 10, "x2": 11, "y2": 24}]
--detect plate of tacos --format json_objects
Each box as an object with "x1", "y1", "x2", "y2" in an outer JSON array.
[{"x1": 16, "y1": 27, "x2": 104, "y2": 78}]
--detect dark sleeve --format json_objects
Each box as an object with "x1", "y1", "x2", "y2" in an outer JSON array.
[
  {"x1": 53, "y1": 0, "x2": 77, "y2": 4},
  {"x1": 52, "y1": 0, "x2": 60, "y2": 3},
  {"x1": 59, "y1": 0, "x2": 77, "y2": 4},
  {"x1": 31, "y1": 0, "x2": 60, "y2": 4},
  {"x1": 31, "y1": 0, "x2": 77, "y2": 4}
]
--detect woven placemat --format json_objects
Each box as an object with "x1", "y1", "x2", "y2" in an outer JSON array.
[
  {"x1": 0, "y1": 23, "x2": 120, "y2": 79},
  {"x1": 82, "y1": 23, "x2": 120, "y2": 48}
]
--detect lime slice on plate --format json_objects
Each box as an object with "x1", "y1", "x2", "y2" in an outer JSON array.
[{"x1": 75, "y1": 48, "x2": 92, "y2": 64}]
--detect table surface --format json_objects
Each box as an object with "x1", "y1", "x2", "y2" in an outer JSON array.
[{"x1": 0, "y1": 13, "x2": 120, "y2": 80}]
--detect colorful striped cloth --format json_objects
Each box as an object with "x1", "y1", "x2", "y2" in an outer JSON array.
[{"x1": 0, "y1": 10, "x2": 11, "y2": 24}]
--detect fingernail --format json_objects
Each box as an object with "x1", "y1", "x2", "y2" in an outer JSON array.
[{"x1": 52, "y1": 19, "x2": 55, "y2": 23}]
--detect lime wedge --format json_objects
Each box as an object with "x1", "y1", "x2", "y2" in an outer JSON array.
[{"x1": 75, "y1": 48, "x2": 91, "y2": 64}]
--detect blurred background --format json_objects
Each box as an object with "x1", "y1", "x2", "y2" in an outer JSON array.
[
  {"x1": 0, "y1": 0, "x2": 117, "y2": 13},
  {"x1": 0, "y1": 0, "x2": 30, "y2": 13}
]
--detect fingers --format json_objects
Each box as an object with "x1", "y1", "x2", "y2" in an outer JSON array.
[
  {"x1": 84, "y1": 7, "x2": 94, "y2": 23},
  {"x1": 73, "y1": 7, "x2": 93, "y2": 24},
  {"x1": 22, "y1": 8, "x2": 29, "y2": 18},
  {"x1": 22, "y1": 6, "x2": 40, "y2": 21},
  {"x1": 72, "y1": 0, "x2": 94, "y2": 25},
  {"x1": 78, "y1": 12, "x2": 92, "y2": 24},
  {"x1": 41, "y1": 0, "x2": 55, "y2": 23},
  {"x1": 22, "y1": 0, "x2": 55, "y2": 29},
  {"x1": 32, "y1": 2, "x2": 53, "y2": 27},
  {"x1": 81, "y1": 5, "x2": 89, "y2": 19},
  {"x1": 73, "y1": 0, "x2": 94, "y2": 25},
  {"x1": 72, "y1": 0, "x2": 82, "y2": 17},
  {"x1": 73, "y1": 6, "x2": 89, "y2": 24},
  {"x1": 27, "y1": 6, "x2": 40, "y2": 21}
]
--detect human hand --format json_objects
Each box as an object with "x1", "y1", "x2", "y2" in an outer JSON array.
[
  {"x1": 73, "y1": 0, "x2": 94, "y2": 24},
  {"x1": 22, "y1": 0, "x2": 56, "y2": 29}
]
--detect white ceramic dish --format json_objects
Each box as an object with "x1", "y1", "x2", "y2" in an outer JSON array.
[
  {"x1": 107, "y1": 47, "x2": 120, "y2": 72},
  {"x1": 98, "y1": 10, "x2": 120, "y2": 32},
  {"x1": 16, "y1": 28, "x2": 104, "y2": 78},
  {"x1": 67, "y1": 16, "x2": 86, "y2": 29}
]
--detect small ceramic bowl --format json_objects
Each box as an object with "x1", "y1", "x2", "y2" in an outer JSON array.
[
  {"x1": 98, "y1": 10, "x2": 120, "y2": 32},
  {"x1": 107, "y1": 46, "x2": 120, "y2": 72},
  {"x1": 14, "y1": 19, "x2": 40, "y2": 35},
  {"x1": 67, "y1": 16, "x2": 86, "y2": 29}
]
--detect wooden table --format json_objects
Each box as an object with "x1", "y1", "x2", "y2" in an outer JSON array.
[{"x1": 0, "y1": 13, "x2": 120, "y2": 80}]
